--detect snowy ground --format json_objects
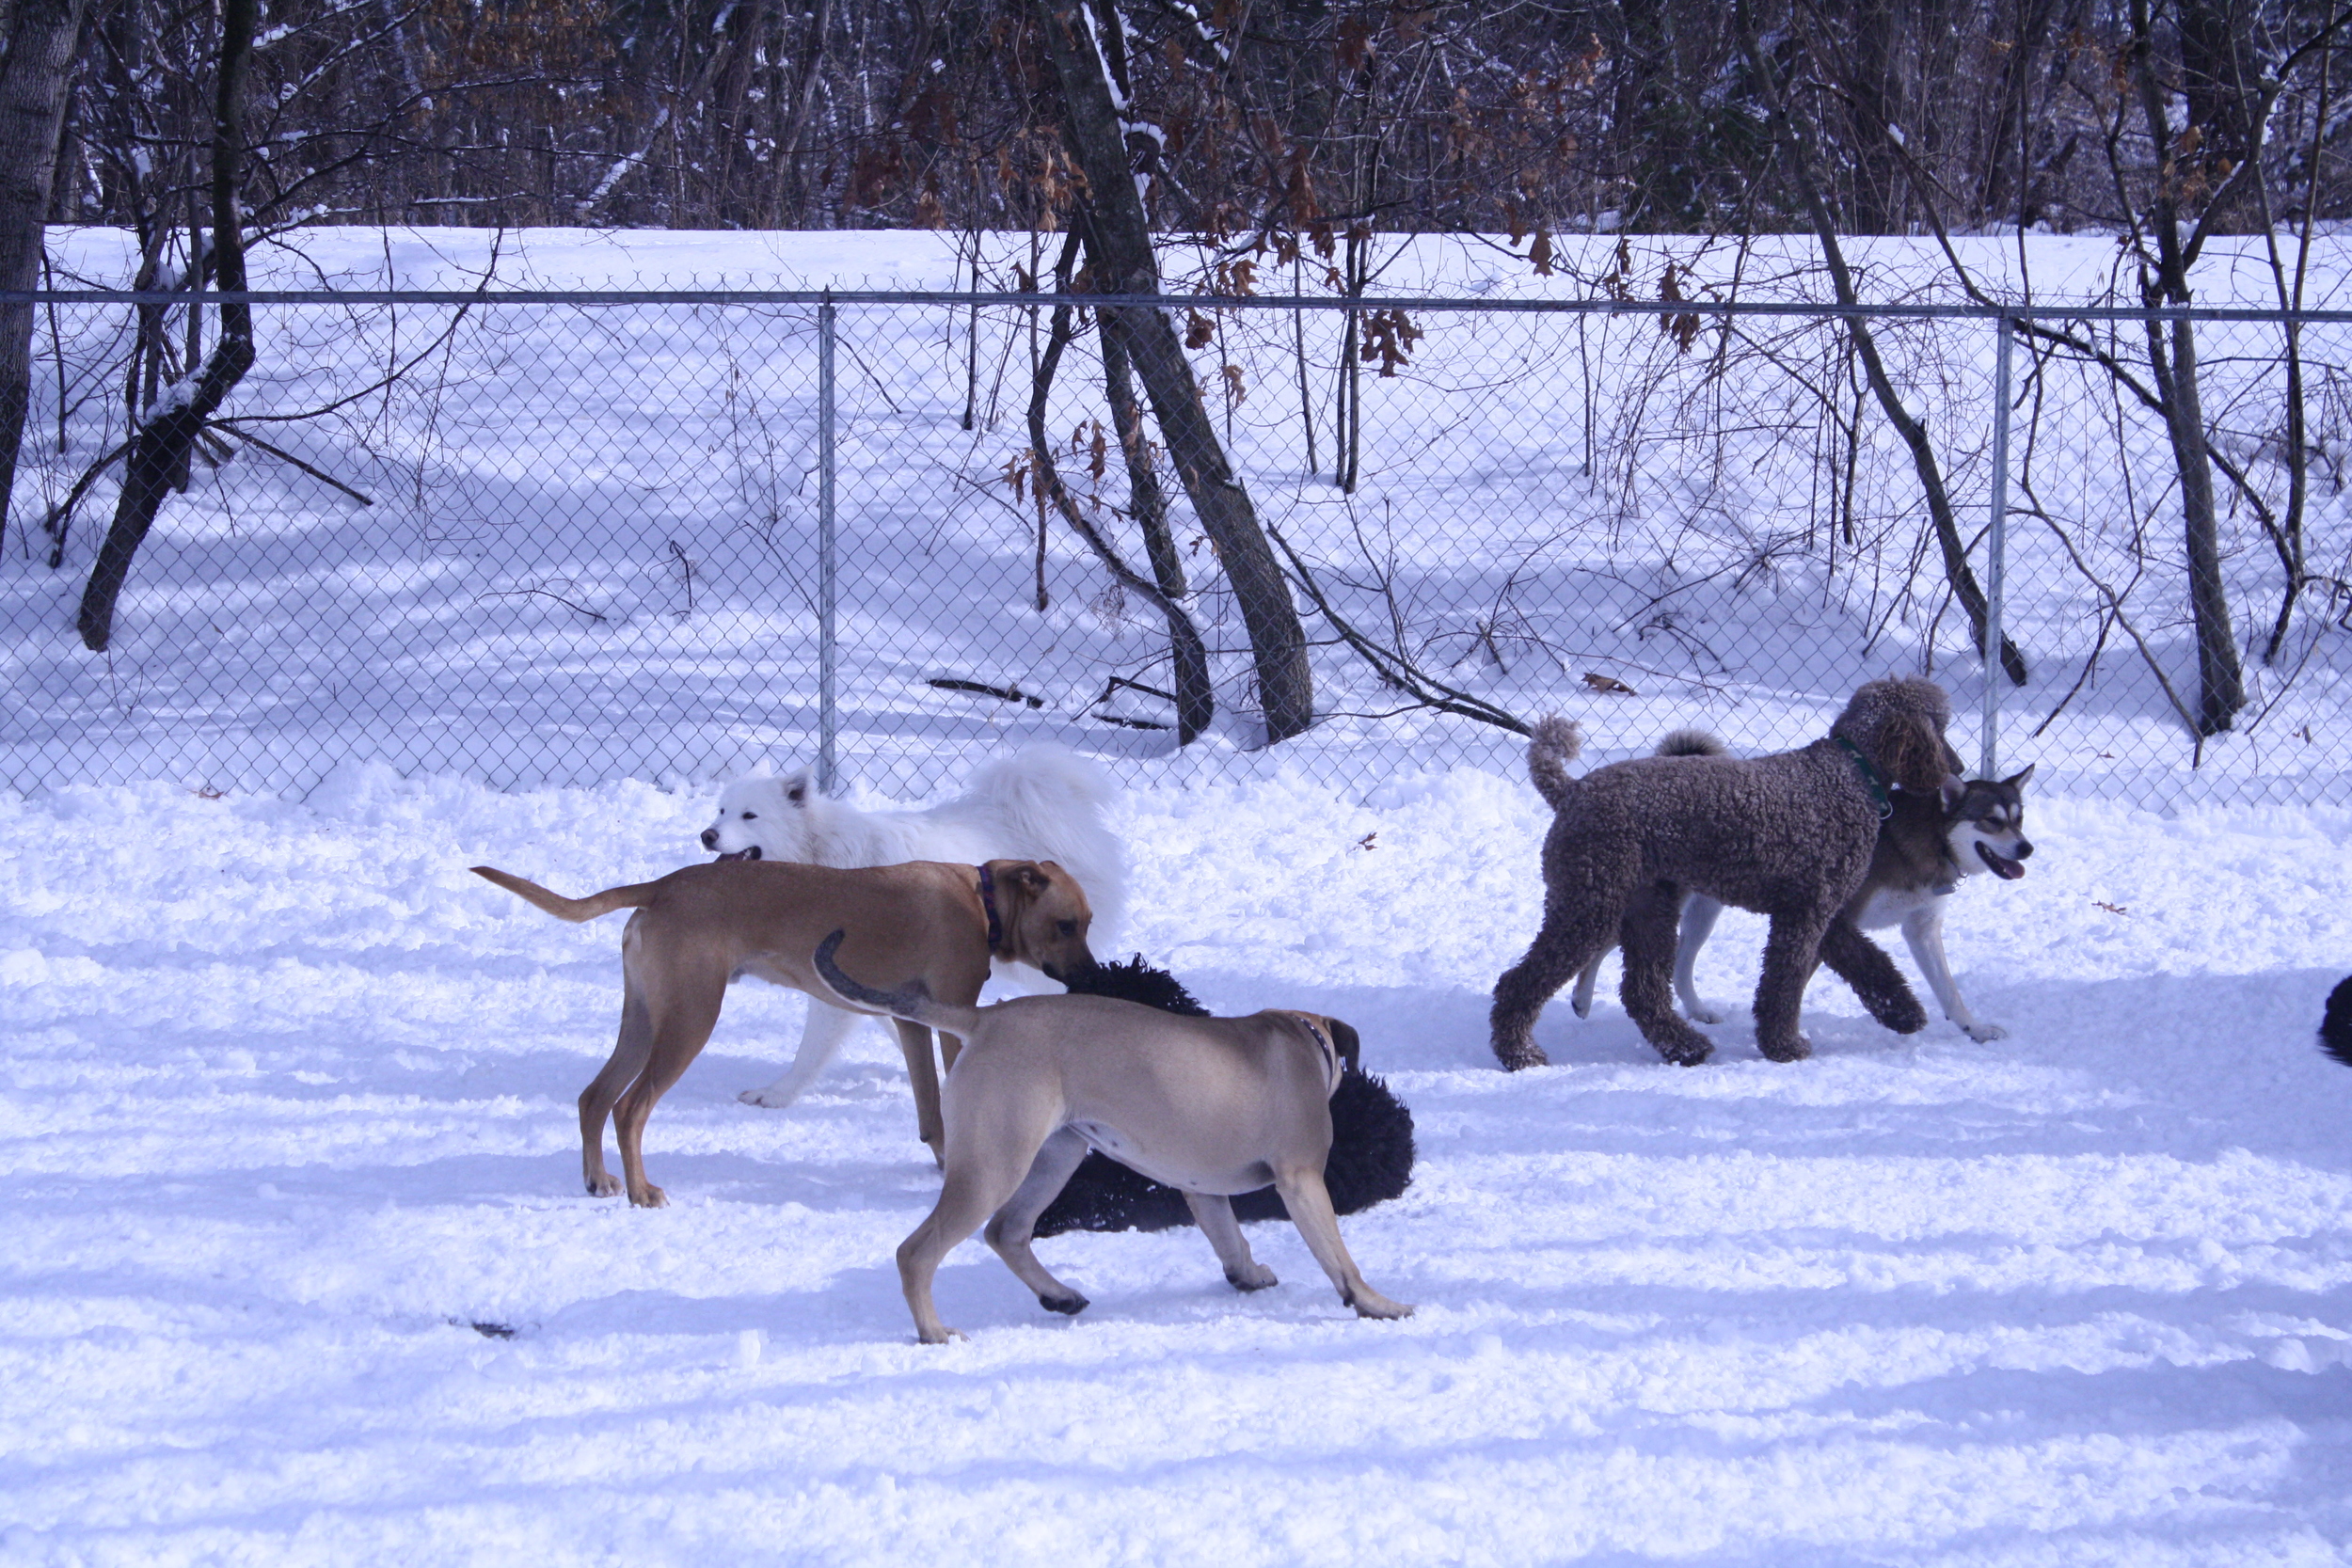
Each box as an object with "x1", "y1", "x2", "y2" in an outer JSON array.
[{"x1": 6, "y1": 760, "x2": 2352, "y2": 1565}]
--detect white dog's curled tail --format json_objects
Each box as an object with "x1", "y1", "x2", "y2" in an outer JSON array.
[
  {"x1": 1526, "y1": 717, "x2": 1584, "y2": 812},
  {"x1": 810, "y1": 929, "x2": 982, "y2": 1037}
]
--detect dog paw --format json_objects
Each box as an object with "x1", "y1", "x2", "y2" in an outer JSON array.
[
  {"x1": 917, "y1": 1325, "x2": 969, "y2": 1345},
  {"x1": 1038, "y1": 1291, "x2": 1089, "y2": 1316},
  {"x1": 1963, "y1": 1021, "x2": 2009, "y2": 1042},
  {"x1": 1344, "y1": 1287, "x2": 1416, "y2": 1321},
  {"x1": 737, "y1": 1086, "x2": 802, "y2": 1109},
  {"x1": 585, "y1": 1173, "x2": 623, "y2": 1198},
  {"x1": 1226, "y1": 1263, "x2": 1279, "y2": 1292},
  {"x1": 1757, "y1": 1034, "x2": 1812, "y2": 1063},
  {"x1": 1684, "y1": 1003, "x2": 1724, "y2": 1025},
  {"x1": 629, "y1": 1184, "x2": 669, "y2": 1209},
  {"x1": 1493, "y1": 1042, "x2": 1551, "y2": 1071},
  {"x1": 1570, "y1": 995, "x2": 1592, "y2": 1019}
]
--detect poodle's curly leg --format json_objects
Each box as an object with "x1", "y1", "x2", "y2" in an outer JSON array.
[
  {"x1": 1816, "y1": 917, "x2": 1929, "y2": 1036},
  {"x1": 1621, "y1": 884, "x2": 1713, "y2": 1066},
  {"x1": 1491, "y1": 900, "x2": 1615, "y2": 1070},
  {"x1": 1753, "y1": 911, "x2": 1832, "y2": 1062}
]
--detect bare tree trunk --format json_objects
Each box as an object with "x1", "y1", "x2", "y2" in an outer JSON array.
[
  {"x1": 77, "y1": 0, "x2": 257, "y2": 652},
  {"x1": 0, "y1": 0, "x2": 92, "y2": 551},
  {"x1": 2145, "y1": 316, "x2": 2242, "y2": 731},
  {"x1": 1034, "y1": 0, "x2": 1313, "y2": 741},
  {"x1": 1099, "y1": 324, "x2": 1182, "y2": 596},
  {"x1": 2126, "y1": 0, "x2": 2244, "y2": 733},
  {"x1": 1976, "y1": 0, "x2": 2061, "y2": 224},
  {"x1": 1033, "y1": 299, "x2": 1213, "y2": 743},
  {"x1": 2257, "y1": 29, "x2": 2330, "y2": 663},
  {"x1": 1735, "y1": 0, "x2": 2026, "y2": 685}
]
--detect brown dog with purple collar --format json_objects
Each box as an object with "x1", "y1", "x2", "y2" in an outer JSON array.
[{"x1": 471, "y1": 859, "x2": 1098, "y2": 1205}]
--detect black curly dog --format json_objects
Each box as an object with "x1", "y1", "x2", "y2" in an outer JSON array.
[
  {"x1": 2321, "y1": 977, "x2": 2352, "y2": 1069},
  {"x1": 1033, "y1": 956, "x2": 1416, "y2": 1236}
]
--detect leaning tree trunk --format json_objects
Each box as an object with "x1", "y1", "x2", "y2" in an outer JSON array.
[
  {"x1": 1033, "y1": 299, "x2": 1215, "y2": 743},
  {"x1": 77, "y1": 0, "x2": 258, "y2": 652},
  {"x1": 1033, "y1": 0, "x2": 1315, "y2": 742},
  {"x1": 1734, "y1": 0, "x2": 2026, "y2": 686},
  {"x1": 0, "y1": 0, "x2": 93, "y2": 552},
  {"x1": 1099, "y1": 326, "x2": 1183, "y2": 597}
]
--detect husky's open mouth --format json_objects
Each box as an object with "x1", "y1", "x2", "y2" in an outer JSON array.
[
  {"x1": 714, "y1": 847, "x2": 763, "y2": 863},
  {"x1": 1976, "y1": 843, "x2": 2026, "y2": 879}
]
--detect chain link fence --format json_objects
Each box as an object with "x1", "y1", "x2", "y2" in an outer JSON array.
[{"x1": 5, "y1": 286, "x2": 2350, "y2": 810}]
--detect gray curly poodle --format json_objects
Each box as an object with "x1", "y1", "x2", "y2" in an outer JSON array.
[{"x1": 1491, "y1": 677, "x2": 1963, "y2": 1069}]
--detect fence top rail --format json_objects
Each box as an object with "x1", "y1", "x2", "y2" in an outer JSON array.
[{"x1": 7, "y1": 288, "x2": 2352, "y2": 324}]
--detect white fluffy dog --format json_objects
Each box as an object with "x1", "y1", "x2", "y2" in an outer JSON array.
[{"x1": 700, "y1": 746, "x2": 1126, "y2": 1109}]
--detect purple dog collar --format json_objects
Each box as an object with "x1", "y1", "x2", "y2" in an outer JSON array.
[{"x1": 976, "y1": 863, "x2": 1005, "y2": 951}]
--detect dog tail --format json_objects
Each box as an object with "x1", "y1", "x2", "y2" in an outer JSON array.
[
  {"x1": 1526, "y1": 716, "x2": 1583, "y2": 811},
  {"x1": 470, "y1": 864, "x2": 657, "y2": 923},
  {"x1": 1654, "y1": 728, "x2": 1727, "y2": 758},
  {"x1": 810, "y1": 929, "x2": 982, "y2": 1037}
]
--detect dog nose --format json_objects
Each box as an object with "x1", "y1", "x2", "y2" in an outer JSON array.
[
  {"x1": 699, "y1": 828, "x2": 718, "y2": 849},
  {"x1": 2015, "y1": 839, "x2": 2033, "y2": 859}
]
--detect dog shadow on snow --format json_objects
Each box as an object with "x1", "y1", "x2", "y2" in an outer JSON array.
[{"x1": 167, "y1": 965, "x2": 2344, "y2": 1352}]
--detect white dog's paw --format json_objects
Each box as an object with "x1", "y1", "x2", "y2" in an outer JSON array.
[
  {"x1": 1963, "y1": 1021, "x2": 2009, "y2": 1042},
  {"x1": 738, "y1": 1085, "x2": 804, "y2": 1109},
  {"x1": 1684, "y1": 1002, "x2": 1724, "y2": 1025}
]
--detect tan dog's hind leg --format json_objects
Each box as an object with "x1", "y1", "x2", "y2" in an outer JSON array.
[
  {"x1": 1184, "y1": 1193, "x2": 1278, "y2": 1291},
  {"x1": 612, "y1": 975, "x2": 727, "y2": 1208},
  {"x1": 894, "y1": 1020, "x2": 947, "y2": 1164},
  {"x1": 898, "y1": 1095, "x2": 1064, "y2": 1343},
  {"x1": 1271, "y1": 1163, "x2": 1414, "y2": 1321},
  {"x1": 580, "y1": 988, "x2": 654, "y2": 1198},
  {"x1": 981, "y1": 1127, "x2": 1095, "y2": 1314}
]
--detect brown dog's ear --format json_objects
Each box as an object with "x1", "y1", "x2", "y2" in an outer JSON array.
[
  {"x1": 999, "y1": 862, "x2": 1052, "y2": 898},
  {"x1": 1326, "y1": 1018, "x2": 1361, "y2": 1073},
  {"x1": 1877, "y1": 714, "x2": 1953, "y2": 794}
]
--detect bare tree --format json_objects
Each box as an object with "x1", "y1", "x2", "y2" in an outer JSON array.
[
  {"x1": 2114, "y1": 0, "x2": 2249, "y2": 732},
  {"x1": 1035, "y1": 0, "x2": 1315, "y2": 742},
  {"x1": 1734, "y1": 0, "x2": 2027, "y2": 684},
  {"x1": 0, "y1": 0, "x2": 93, "y2": 551},
  {"x1": 76, "y1": 0, "x2": 257, "y2": 651}
]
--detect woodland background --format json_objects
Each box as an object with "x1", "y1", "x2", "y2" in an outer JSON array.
[
  {"x1": 32, "y1": 0, "x2": 2352, "y2": 248},
  {"x1": 7, "y1": 0, "x2": 2352, "y2": 765}
]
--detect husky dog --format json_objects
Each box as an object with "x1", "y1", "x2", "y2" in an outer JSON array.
[
  {"x1": 1574, "y1": 754, "x2": 2035, "y2": 1042},
  {"x1": 700, "y1": 746, "x2": 1125, "y2": 1108}
]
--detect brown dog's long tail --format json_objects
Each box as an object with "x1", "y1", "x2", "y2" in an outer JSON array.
[
  {"x1": 1527, "y1": 716, "x2": 1584, "y2": 811},
  {"x1": 810, "y1": 929, "x2": 982, "y2": 1037},
  {"x1": 470, "y1": 864, "x2": 658, "y2": 923}
]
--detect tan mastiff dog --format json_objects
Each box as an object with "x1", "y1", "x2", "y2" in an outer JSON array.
[
  {"x1": 811, "y1": 931, "x2": 1416, "y2": 1343},
  {"x1": 470, "y1": 859, "x2": 1097, "y2": 1207}
]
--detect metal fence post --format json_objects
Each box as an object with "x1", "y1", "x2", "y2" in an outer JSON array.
[
  {"x1": 1979, "y1": 312, "x2": 2012, "y2": 780},
  {"x1": 818, "y1": 292, "x2": 838, "y2": 796}
]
